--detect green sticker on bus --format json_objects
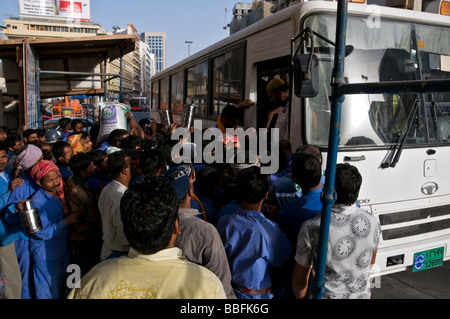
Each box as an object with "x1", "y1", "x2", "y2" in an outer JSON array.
[{"x1": 413, "y1": 246, "x2": 444, "y2": 272}]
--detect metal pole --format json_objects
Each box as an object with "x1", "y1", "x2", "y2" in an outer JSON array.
[
  {"x1": 119, "y1": 49, "x2": 124, "y2": 103},
  {"x1": 104, "y1": 58, "x2": 108, "y2": 102},
  {"x1": 39, "y1": 70, "x2": 121, "y2": 77},
  {"x1": 185, "y1": 41, "x2": 193, "y2": 57},
  {"x1": 36, "y1": 54, "x2": 42, "y2": 129},
  {"x1": 311, "y1": 0, "x2": 348, "y2": 299}
]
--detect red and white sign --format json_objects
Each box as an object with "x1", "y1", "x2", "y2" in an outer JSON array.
[
  {"x1": 59, "y1": 1, "x2": 82, "y2": 13},
  {"x1": 18, "y1": 0, "x2": 91, "y2": 22}
]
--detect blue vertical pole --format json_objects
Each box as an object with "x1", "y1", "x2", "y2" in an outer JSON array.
[{"x1": 311, "y1": 0, "x2": 348, "y2": 299}]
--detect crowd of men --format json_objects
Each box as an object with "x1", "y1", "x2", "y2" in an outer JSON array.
[{"x1": 0, "y1": 95, "x2": 380, "y2": 299}]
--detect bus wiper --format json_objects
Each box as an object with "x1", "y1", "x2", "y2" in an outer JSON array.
[
  {"x1": 381, "y1": 98, "x2": 420, "y2": 168},
  {"x1": 429, "y1": 93, "x2": 438, "y2": 134}
]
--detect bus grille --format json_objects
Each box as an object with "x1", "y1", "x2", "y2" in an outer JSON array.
[{"x1": 379, "y1": 205, "x2": 450, "y2": 241}]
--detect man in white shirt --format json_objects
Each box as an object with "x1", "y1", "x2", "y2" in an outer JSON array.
[
  {"x1": 165, "y1": 165, "x2": 236, "y2": 299},
  {"x1": 266, "y1": 78, "x2": 290, "y2": 141},
  {"x1": 98, "y1": 150, "x2": 133, "y2": 260},
  {"x1": 292, "y1": 163, "x2": 381, "y2": 299},
  {"x1": 68, "y1": 176, "x2": 226, "y2": 299}
]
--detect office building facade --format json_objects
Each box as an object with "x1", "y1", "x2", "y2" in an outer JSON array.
[{"x1": 140, "y1": 32, "x2": 167, "y2": 74}]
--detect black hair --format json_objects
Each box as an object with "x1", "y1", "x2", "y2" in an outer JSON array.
[
  {"x1": 221, "y1": 104, "x2": 240, "y2": 120},
  {"x1": 120, "y1": 176, "x2": 178, "y2": 255},
  {"x1": 295, "y1": 144, "x2": 322, "y2": 164},
  {"x1": 108, "y1": 129, "x2": 129, "y2": 147},
  {"x1": 52, "y1": 141, "x2": 71, "y2": 163},
  {"x1": 0, "y1": 142, "x2": 8, "y2": 153},
  {"x1": 138, "y1": 118, "x2": 151, "y2": 127},
  {"x1": 122, "y1": 135, "x2": 143, "y2": 150},
  {"x1": 290, "y1": 151, "x2": 322, "y2": 189},
  {"x1": 4, "y1": 134, "x2": 22, "y2": 149},
  {"x1": 78, "y1": 131, "x2": 89, "y2": 140},
  {"x1": 235, "y1": 166, "x2": 270, "y2": 204},
  {"x1": 36, "y1": 129, "x2": 46, "y2": 138},
  {"x1": 196, "y1": 166, "x2": 222, "y2": 196},
  {"x1": 140, "y1": 148, "x2": 165, "y2": 177},
  {"x1": 89, "y1": 123, "x2": 100, "y2": 140},
  {"x1": 34, "y1": 141, "x2": 52, "y2": 160},
  {"x1": 107, "y1": 150, "x2": 130, "y2": 179},
  {"x1": 89, "y1": 149, "x2": 107, "y2": 167},
  {"x1": 58, "y1": 117, "x2": 71, "y2": 129},
  {"x1": 23, "y1": 129, "x2": 37, "y2": 139},
  {"x1": 334, "y1": 163, "x2": 362, "y2": 205},
  {"x1": 71, "y1": 118, "x2": 83, "y2": 128},
  {"x1": 69, "y1": 152, "x2": 93, "y2": 177},
  {"x1": 158, "y1": 136, "x2": 178, "y2": 166}
]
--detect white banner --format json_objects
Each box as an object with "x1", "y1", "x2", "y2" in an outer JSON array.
[{"x1": 18, "y1": 0, "x2": 91, "y2": 22}]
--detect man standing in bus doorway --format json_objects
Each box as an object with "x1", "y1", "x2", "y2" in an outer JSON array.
[{"x1": 266, "y1": 78, "x2": 290, "y2": 141}]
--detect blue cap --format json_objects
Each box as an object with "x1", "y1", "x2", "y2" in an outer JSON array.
[{"x1": 164, "y1": 166, "x2": 190, "y2": 200}]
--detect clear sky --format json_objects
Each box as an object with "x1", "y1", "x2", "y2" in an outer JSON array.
[{"x1": 1, "y1": 0, "x2": 241, "y2": 67}]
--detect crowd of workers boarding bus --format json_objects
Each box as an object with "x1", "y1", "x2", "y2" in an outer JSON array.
[{"x1": 0, "y1": 78, "x2": 380, "y2": 299}]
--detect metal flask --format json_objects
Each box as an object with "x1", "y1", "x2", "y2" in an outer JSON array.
[
  {"x1": 160, "y1": 109, "x2": 173, "y2": 129},
  {"x1": 19, "y1": 200, "x2": 43, "y2": 234},
  {"x1": 182, "y1": 104, "x2": 196, "y2": 130}
]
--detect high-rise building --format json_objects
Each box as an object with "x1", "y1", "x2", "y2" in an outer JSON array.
[
  {"x1": 229, "y1": 1, "x2": 302, "y2": 34},
  {"x1": 140, "y1": 32, "x2": 167, "y2": 74},
  {"x1": 140, "y1": 42, "x2": 156, "y2": 98},
  {"x1": 111, "y1": 24, "x2": 142, "y2": 100}
]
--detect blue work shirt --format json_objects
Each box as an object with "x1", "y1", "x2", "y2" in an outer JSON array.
[
  {"x1": 61, "y1": 131, "x2": 71, "y2": 142},
  {"x1": 218, "y1": 199, "x2": 242, "y2": 219},
  {"x1": 86, "y1": 173, "x2": 112, "y2": 196},
  {"x1": 4, "y1": 173, "x2": 40, "y2": 299},
  {"x1": 216, "y1": 207, "x2": 292, "y2": 299},
  {"x1": 197, "y1": 194, "x2": 220, "y2": 226},
  {"x1": 270, "y1": 167, "x2": 290, "y2": 183},
  {"x1": 0, "y1": 168, "x2": 14, "y2": 246},
  {"x1": 267, "y1": 173, "x2": 302, "y2": 209},
  {"x1": 278, "y1": 187, "x2": 323, "y2": 247},
  {"x1": 29, "y1": 188, "x2": 70, "y2": 299},
  {"x1": 56, "y1": 164, "x2": 73, "y2": 182},
  {"x1": 5, "y1": 172, "x2": 40, "y2": 223},
  {"x1": 96, "y1": 140, "x2": 110, "y2": 152},
  {"x1": 219, "y1": 199, "x2": 267, "y2": 219}
]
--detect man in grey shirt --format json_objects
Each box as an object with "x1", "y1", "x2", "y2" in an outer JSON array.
[{"x1": 164, "y1": 165, "x2": 236, "y2": 299}]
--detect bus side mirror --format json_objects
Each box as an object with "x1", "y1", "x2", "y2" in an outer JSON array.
[{"x1": 293, "y1": 54, "x2": 319, "y2": 98}]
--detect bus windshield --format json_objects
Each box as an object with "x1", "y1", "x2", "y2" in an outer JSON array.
[{"x1": 304, "y1": 13, "x2": 450, "y2": 148}]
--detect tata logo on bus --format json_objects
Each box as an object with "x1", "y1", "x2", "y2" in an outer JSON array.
[{"x1": 421, "y1": 182, "x2": 439, "y2": 195}]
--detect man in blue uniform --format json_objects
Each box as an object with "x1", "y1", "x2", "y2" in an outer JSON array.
[
  {"x1": 0, "y1": 142, "x2": 24, "y2": 299},
  {"x1": 216, "y1": 166, "x2": 292, "y2": 299},
  {"x1": 26, "y1": 160, "x2": 80, "y2": 298}
]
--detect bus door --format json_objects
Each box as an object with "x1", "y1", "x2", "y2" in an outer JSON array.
[{"x1": 256, "y1": 56, "x2": 290, "y2": 130}]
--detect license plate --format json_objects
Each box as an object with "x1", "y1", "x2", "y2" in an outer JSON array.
[{"x1": 413, "y1": 246, "x2": 445, "y2": 272}]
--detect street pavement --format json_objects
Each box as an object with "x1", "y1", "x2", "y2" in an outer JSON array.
[{"x1": 371, "y1": 260, "x2": 450, "y2": 299}]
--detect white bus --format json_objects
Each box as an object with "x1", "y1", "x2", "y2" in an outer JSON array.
[{"x1": 150, "y1": 0, "x2": 450, "y2": 276}]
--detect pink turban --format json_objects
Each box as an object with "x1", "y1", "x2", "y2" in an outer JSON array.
[
  {"x1": 17, "y1": 144, "x2": 43, "y2": 171},
  {"x1": 31, "y1": 160, "x2": 66, "y2": 206}
]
